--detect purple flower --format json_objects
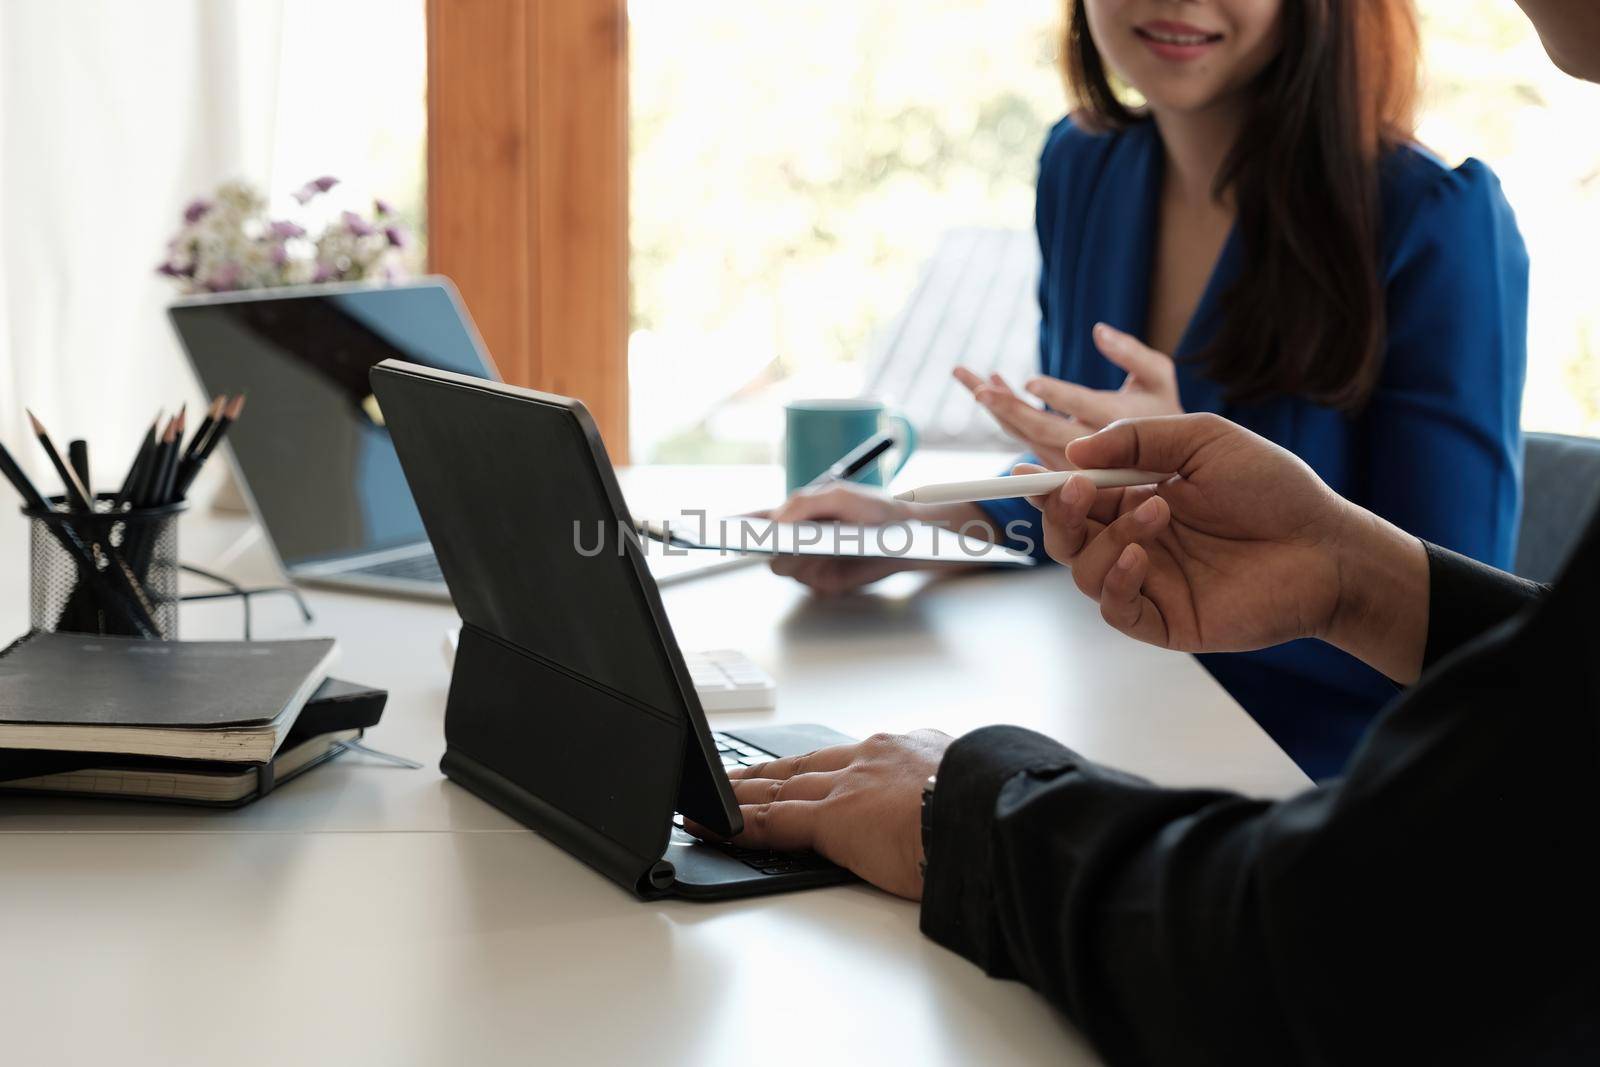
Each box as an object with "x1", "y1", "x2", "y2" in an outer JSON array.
[
  {"x1": 292, "y1": 174, "x2": 340, "y2": 205},
  {"x1": 374, "y1": 198, "x2": 395, "y2": 217},
  {"x1": 312, "y1": 262, "x2": 335, "y2": 284},
  {"x1": 340, "y1": 210, "x2": 375, "y2": 238},
  {"x1": 384, "y1": 225, "x2": 407, "y2": 248},
  {"x1": 207, "y1": 263, "x2": 242, "y2": 291},
  {"x1": 156, "y1": 261, "x2": 184, "y2": 278},
  {"x1": 183, "y1": 198, "x2": 212, "y2": 224},
  {"x1": 268, "y1": 219, "x2": 306, "y2": 239},
  {"x1": 269, "y1": 243, "x2": 289, "y2": 266}
]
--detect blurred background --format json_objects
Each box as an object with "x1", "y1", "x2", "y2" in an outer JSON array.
[
  {"x1": 629, "y1": 0, "x2": 1600, "y2": 461},
  {"x1": 0, "y1": 0, "x2": 1595, "y2": 467}
]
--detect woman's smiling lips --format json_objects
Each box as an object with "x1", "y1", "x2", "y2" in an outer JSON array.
[{"x1": 1135, "y1": 19, "x2": 1226, "y2": 62}]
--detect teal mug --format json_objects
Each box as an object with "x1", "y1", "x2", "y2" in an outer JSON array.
[{"x1": 784, "y1": 399, "x2": 918, "y2": 494}]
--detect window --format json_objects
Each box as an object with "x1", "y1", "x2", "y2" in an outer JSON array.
[
  {"x1": 272, "y1": 0, "x2": 428, "y2": 262},
  {"x1": 629, "y1": 1, "x2": 1062, "y2": 462},
  {"x1": 1416, "y1": 0, "x2": 1600, "y2": 436}
]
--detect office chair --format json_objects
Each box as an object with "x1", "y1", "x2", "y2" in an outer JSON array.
[{"x1": 1516, "y1": 431, "x2": 1600, "y2": 584}]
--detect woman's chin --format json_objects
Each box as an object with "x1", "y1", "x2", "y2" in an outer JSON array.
[{"x1": 1134, "y1": 84, "x2": 1244, "y2": 118}]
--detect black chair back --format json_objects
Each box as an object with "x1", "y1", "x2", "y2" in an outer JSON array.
[{"x1": 1517, "y1": 432, "x2": 1600, "y2": 583}]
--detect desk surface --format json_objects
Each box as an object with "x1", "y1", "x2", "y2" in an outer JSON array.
[{"x1": 0, "y1": 464, "x2": 1310, "y2": 1066}]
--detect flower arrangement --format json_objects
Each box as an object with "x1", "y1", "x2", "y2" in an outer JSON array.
[{"x1": 157, "y1": 176, "x2": 411, "y2": 294}]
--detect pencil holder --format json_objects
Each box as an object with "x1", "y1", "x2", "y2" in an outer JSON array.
[{"x1": 23, "y1": 494, "x2": 185, "y2": 640}]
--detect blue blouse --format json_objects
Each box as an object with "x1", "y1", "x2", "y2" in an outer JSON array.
[{"x1": 982, "y1": 117, "x2": 1529, "y2": 780}]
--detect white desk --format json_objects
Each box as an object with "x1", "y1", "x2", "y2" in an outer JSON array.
[{"x1": 0, "y1": 465, "x2": 1310, "y2": 1066}]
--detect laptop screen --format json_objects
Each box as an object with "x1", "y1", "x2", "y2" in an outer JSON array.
[{"x1": 169, "y1": 282, "x2": 497, "y2": 567}]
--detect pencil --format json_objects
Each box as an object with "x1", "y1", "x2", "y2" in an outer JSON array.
[
  {"x1": 3, "y1": 433, "x2": 157, "y2": 636},
  {"x1": 175, "y1": 394, "x2": 243, "y2": 500},
  {"x1": 156, "y1": 406, "x2": 187, "y2": 505},
  {"x1": 142, "y1": 414, "x2": 179, "y2": 508},
  {"x1": 27, "y1": 411, "x2": 94, "y2": 512},
  {"x1": 116, "y1": 414, "x2": 161, "y2": 508},
  {"x1": 205, "y1": 394, "x2": 245, "y2": 460},
  {"x1": 184, "y1": 395, "x2": 225, "y2": 462},
  {"x1": 123, "y1": 412, "x2": 184, "y2": 626},
  {"x1": 0, "y1": 435, "x2": 51, "y2": 511},
  {"x1": 132, "y1": 415, "x2": 172, "y2": 508},
  {"x1": 133, "y1": 414, "x2": 173, "y2": 508},
  {"x1": 175, "y1": 395, "x2": 225, "y2": 492}
]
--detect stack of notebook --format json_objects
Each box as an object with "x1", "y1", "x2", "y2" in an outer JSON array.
[{"x1": 0, "y1": 631, "x2": 386, "y2": 807}]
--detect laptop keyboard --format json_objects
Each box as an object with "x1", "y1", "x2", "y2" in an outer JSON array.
[
  {"x1": 357, "y1": 552, "x2": 445, "y2": 583},
  {"x1": 673, "y1": 732, "x2": 834, "y2": 877},
  {"x1": 711, "y1": 730, "x2": 767, "y2": 772}
]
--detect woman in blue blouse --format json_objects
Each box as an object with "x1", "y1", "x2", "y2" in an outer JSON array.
[{"x1": 770, "y1": 0, "x2": 1528, "y2": 780}]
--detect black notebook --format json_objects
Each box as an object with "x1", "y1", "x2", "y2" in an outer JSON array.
[
  {"x1": 0, "y1": 678, "x2": 388, "y2": 806},
  {"x1": 0, "y1": 631, "x2": 337, "y2": 762}
]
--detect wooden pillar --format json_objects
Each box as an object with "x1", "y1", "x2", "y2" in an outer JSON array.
[{"x1": 426, "y1": 0, "x2": 630, "y2": 459}]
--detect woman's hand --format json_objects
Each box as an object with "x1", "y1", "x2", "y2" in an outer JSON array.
[
  {"x1": 953, "y1": 369, "x2": 1088, "y2": 470},
  {"x1": 1037, "y1": 413, "x2": 1431, "y2": 684},
  {"x1": 1026, "y1": 323, "x2": 1183, "y2": 427},
  {"x1": 762, "y1": 484, "x2": 994, "y2": 595},
  {"x1": 955, "y1": 324, "x2": 1182, "y2": 465},
  {"x1": 763, "y1": 483, "x2": 926, "y2": 595},
  {"x1": 688, "y1": 730, "x2": 954, "y2": 901},
  {"x1": 767, "y1": 481, "x2": 912, "y2": 528}
]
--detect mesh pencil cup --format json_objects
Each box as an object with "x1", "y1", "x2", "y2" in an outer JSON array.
[{"x1": 23, "y1": 495, "x2": 184, "y2": 640}]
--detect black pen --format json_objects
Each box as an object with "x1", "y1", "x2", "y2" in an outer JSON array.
[
  {"x1": 68, "y1": 439, "x2": 91, "y2": 500},
  {"x1": 800, "y1": 430, "x2": 898, "y2": 491}
]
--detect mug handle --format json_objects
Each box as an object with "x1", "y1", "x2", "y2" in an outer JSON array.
[{"x1": 879, "y1": 413, "x2": 919, "y2": 483}]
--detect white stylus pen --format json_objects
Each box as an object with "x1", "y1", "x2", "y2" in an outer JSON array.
[{"x1": 893, "y1": 468, "x2": 1170, "y2": 505}]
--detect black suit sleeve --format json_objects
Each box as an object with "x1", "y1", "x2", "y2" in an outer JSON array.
[
  {"x1": 921, "y1": 536, "x2": 1596, "y2": 1064},
  {"x1": 1422, "y1": 541, "x2": 1545, "y2": 668}
]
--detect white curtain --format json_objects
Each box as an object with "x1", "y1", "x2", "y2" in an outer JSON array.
[{"x1": 0, "y1": 1, "x2": 284, "y2": 492}]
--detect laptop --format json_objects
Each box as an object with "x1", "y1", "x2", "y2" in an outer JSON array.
[
  {"x1": 168, "y1": 278, "x2": 740, "y2": 600},
  {"x1": 369, "y1": 358, "x2": 855, "y2": 900}
]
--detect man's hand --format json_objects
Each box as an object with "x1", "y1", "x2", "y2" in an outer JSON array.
[
  {"x1": 690, "y1": 730, "x2": 953, "y2": 901},
  {"x1": 1038, "y1": 413, "x2": 1431, "y2": 684}
]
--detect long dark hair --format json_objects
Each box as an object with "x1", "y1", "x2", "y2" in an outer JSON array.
[{"x1": 1066, "y1": 1, "x2": 1420, "y2": 411}]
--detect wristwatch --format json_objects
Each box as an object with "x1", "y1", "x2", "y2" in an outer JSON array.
[{"x1": 919, "y1": 775, "x2": 937, "y2": 880}]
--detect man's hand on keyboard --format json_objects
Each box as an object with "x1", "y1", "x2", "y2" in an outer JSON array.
[{"x1": 687, "y1": 730, "x2": 952, "y2": 901}]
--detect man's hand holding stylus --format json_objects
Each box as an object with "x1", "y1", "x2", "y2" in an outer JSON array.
[{"x1": 1034, "y1": 413, "x2": 1432, "y2": 684}]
